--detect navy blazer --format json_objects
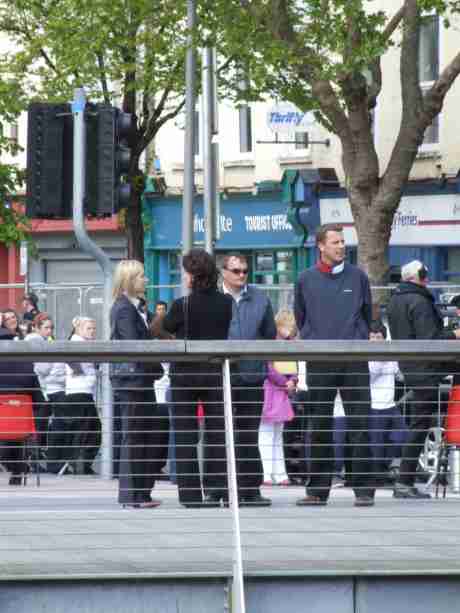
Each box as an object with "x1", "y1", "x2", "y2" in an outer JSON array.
[{"x1": 110, "y1": 295, "x2": 163, "y2": 388}]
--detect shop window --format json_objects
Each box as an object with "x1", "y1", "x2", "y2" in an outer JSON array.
[
  {"x1": 295, "y1": 132, "x2": 309, "y2": 150},
  {"x1": 253, "y1": 250, "x2": 295, "y2": 285},
  {"x1": 169, "y1": 251, "x2": 182, "y2": 290}
]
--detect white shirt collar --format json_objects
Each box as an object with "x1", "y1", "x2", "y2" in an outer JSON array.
[{"x1": 223, "y1": 282, "x2": 247, "y2": 304}]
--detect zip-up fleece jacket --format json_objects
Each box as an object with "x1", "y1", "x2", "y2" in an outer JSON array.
[
  {"x1": 294, "y1": 263, "x2": 372, "y2": 340},
  {"x1": 227, "y1": 285, "x2": 277, "y2": 384}
]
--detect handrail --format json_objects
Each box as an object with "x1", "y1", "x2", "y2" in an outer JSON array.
[{"x1": 0, "y1": 339, "x2": 459, "y2": 362}]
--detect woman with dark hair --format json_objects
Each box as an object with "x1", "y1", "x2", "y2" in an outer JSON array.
[
  {"x1": 1, "y1": 310, "x2": 24, "y2": 340},
  {"x1": 163, "y1": 248, "x2": 234, "y2": 508},
  {"x1": 0, "y1": 326, "x2": 42, "y2": 485}
]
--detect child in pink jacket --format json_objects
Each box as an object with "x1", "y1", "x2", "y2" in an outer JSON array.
[{"x1": 259, "y1": 309, "x2": 297, "y2": 485}]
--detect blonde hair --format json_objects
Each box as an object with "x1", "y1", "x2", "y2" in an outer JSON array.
[
  {"x1": 112, "y1": 260, "x2": 145, "y2": 300},
  {"x1": 275, "y1": 309, "x2": 297, "y2": 337}
]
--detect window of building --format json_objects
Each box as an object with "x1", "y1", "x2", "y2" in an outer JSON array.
[
  {"x1": 419, "y1": 14, "x2": 440, "y2": 149},
  {"x1": 239, "y1": 105, "x2": 252, "y2": 153},
  {"x1": 294, "y1": 132, "x2": 309, "y2": 150}
]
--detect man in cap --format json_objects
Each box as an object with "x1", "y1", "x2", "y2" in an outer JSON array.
[{"x1": 387, "y1": 260, "x2": 460, "y2": 499}]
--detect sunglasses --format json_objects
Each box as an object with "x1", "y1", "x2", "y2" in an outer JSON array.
[{"x1": 226, "y1": 268, "x2": 248, "y2": 276}]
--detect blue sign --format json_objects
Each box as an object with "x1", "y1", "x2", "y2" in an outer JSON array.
[{"x1": 146, "y1": 194, "x2": 302, "y2": 250}]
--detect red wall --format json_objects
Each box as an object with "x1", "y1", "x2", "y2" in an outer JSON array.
[
  {"x1": 0, "y1": 243, "x2": 24, "y2": 311},
  {"x1": 0, "y1": 214, "x2": 121, "y2": 312}
]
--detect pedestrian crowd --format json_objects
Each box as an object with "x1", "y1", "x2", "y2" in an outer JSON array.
[{"x1": 1, "y1": 223, "x2": 460, "y2": 509}]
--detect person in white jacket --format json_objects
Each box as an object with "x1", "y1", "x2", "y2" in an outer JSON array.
[
  {"x1": 368, "y1": 321, "x2": 408, "y2": 485},
  {"x1": 64, "y1": 317, "x2": 101, "y2": 475},
  {"x1": 25, "y1": 313, "x2": 64, "y2": 467}
]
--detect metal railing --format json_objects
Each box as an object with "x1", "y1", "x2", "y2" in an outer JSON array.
[
  {"x1": 0, "y1": 340, "x2": 460, "y2": 613},
  {"x1": 2, "y1": 282, "x2": 460, "y2": 341}
]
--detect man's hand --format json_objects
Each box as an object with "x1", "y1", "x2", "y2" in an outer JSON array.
[{"x1": 454, "y1": 329, "x2": 460, "y2": 339}]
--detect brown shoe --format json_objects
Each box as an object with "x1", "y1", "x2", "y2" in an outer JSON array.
[
  {"x1": 139, "y1": 499, "x2": 161, "y2": 508},
  {"x1": 354, "y1": 496, "x2": 375, "y2": 508},
  {"x1": 296, "y1": 495, "x2": 328, "y2": 507},
  {"x1": 123, "y1": 499, "x2": 161, "y2": 509}
]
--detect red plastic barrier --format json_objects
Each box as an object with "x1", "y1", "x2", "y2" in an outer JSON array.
[
  {"x1": 0, "y1": 394, "x2": 35, "y2": 441},
  {"x1": 446, "y1": 386, "x2": 460, "y2": 445}
]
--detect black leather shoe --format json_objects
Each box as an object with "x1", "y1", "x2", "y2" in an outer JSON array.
[
  {"x1": 9, "y1": 475, "x2": 23, "y2": 486},
  {"x1": 296, "y1": 495, "x2": 328, "y2": 506},
  {"x1": 83, "y1": 466, "x2": 97, "y2": 476},
  {"x1": 239, "y1": 494, "x2": 272, "y2": 507},
  {"x1": 354, "y1": 496, "x2": 375, "y2": 507},
  {"x1": 202, "y1": 494, "x2": 222, "y2": 507},
  {"x1": 393, "y1": 483, "x2": 431, "y2": 499}
]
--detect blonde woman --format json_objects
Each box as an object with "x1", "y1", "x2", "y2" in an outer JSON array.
[
  {"x1": 110, "y1": 260, "x2": 168, "y2": 509},
  {"x1": 65, "y1": 317, "x2": 101, "y2": 475}
]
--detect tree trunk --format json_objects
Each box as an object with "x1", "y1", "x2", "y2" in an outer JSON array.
[
  {"x1": 352, "y1": 186, "x2": 400, "y2": 310},
  {"x1": 125, "y1": 161, "x2": 145, "y2": 262}
]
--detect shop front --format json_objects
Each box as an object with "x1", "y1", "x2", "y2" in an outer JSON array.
[
  {"x1": 143, "y1": 190, "x2": 309, "y2": 308},
  {"x1": 320, "y1": 179, "x2": 460, "y2": 286}
]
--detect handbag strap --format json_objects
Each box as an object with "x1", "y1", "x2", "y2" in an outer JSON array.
[{"x1": 183, "y1": 295, "x2": 189, "y2": 340}]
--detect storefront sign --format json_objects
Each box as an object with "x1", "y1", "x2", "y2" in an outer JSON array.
[
  {"x1": 147, "y1": 195, "x2": 298, "y2": 249},
  {"x1": 266, "y1": 103, "x2": 315, "y2": 134},
  {"x1": 321, "y1": 193, "x2": 460, "y2": 246}
]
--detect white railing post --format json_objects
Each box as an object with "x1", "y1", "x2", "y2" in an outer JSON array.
[{"x1": 222, "y1": 358, "x2": 246, "y2": 613}]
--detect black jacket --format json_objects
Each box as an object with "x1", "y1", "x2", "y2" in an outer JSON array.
[
  {"x1": 0, "y1": 328, "x2": 42, "y2": 399},
  {"x1": 110, "y1": 295, "x2": 163, "y2": 388},
  {"x1": 387, "y1": 281, "x2": 456, "y2": 386},
  {"x1": 163, "y1": 288, "x2": 233, "y2": 372}
]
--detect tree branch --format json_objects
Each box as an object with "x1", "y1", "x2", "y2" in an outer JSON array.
[
  {"x1": 380, "y1": 0, "x2": 423, "y2": 211},
  {"x1": 382, "y1": 5, "x2": 405, "y2": 42},
  {"x1": 367, "y1": 5, "x2": 405, "y2": 107},
  {"x1": 96, "y1": 53, "x2": 110, "y2": 103},
  {"x1": 425, "y1": 50, "x2": 460, "y2": 114}
]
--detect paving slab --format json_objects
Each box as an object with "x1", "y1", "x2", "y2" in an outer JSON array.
[{"x1": 1, "y1": 474, "x2": 460, "y2": 580}]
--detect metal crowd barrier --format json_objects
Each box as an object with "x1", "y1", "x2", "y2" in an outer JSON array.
[{"x1": 0, "y1": 340, "x2": 460, "y2": 613}]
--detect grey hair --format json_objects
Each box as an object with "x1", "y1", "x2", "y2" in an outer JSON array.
[{"x1": 401, "y1": 260, "x2": 425, "y2": 281}]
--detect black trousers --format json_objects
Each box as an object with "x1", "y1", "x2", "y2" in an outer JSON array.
[
  {"x1": 0, "y1": 440, "x2": 24, "y2": 475},
  {"x1": 33, "y1": 389, "x2": 51, "y2": 449},
  {"x1": 48, "y1": 393, "x2": 101, "y2": 473},
  {"x1": 117, "y1": 388, "x2": 169, "y2": 505},
  {"x1": 172, "y1": 369, "x2": 228, "y2": 505},
  {"x1": 306, "y1": 362, "x2": 374, "y2": 500},
  {"x1": 232, "y1": 381, "x2": 265, "y2": 498},
  {"x1": 46, "y1": 391, "x2": 68, "y2": 472},
  {"x1": 399, "y1": 387, "x2": 440, "y2": 486}
]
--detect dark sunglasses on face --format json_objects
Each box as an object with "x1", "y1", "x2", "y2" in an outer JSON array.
[{"x1": 226, "y1": 268, "x2": 248, "y2": 276}]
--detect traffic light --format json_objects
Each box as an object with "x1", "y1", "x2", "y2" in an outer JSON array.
[
  {"x1": 26, "y1": 103, "x2": 73, "y2": 218},
  {"x1": 26, "y1": 102, "x2": 134, "y2": 219},
  {"x1": 86, "y1": 104, "x2": 134, "y2": 216}
]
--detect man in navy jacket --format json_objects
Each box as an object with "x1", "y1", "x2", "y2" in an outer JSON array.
[
  {"x1": 294, "y1": 223, "x2": 375, "y2": 507},
  {"x1": 222, "y1": 253, "x2": 277, "y2": 507}
]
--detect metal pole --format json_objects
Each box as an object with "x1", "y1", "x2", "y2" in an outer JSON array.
[
  {"x1": 202, "y1": 46, "x2": 216, "y2": 255},
  {"x1": 71, "y1": 87, "x2": 114, "y2": 479},
  {"x1": 182, "y1": 0, "x2": 197, "y2": 290},
  {"x1": 222, "y1": 358, "x2": 245, "y2": 613}
]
